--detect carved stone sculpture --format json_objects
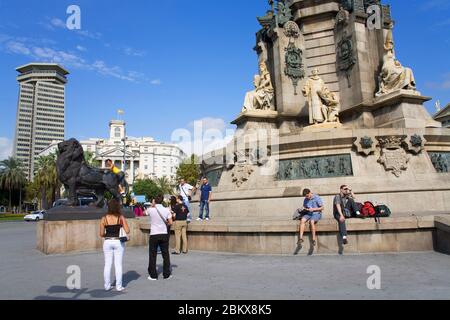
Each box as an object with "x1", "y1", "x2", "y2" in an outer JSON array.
[
  {"x1": 376, "y1": 27, "x2": 417, "y2": 97},
  {"x1": 377, "y1": 136, "x2": 411, "y2": 177},
  {"x1": 242, "y1": 62, "x2": 275, "y2": 113},
  {"x1": 354, "y1": 135, "x2": 377, "y2": 156},
  {"x1": 302, "y1": 69, "x2": 341, "y2": 125},
  {"x1": 56, "y1": 139, "x2": 128, "y2": 207},
  {"x1": 319, "y1": 87, "x2": 341, "y2": 123}
]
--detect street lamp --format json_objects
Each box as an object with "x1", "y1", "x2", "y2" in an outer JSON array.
[{"x1": 122, "y1": 137, "x2": 127, "y2": 172}]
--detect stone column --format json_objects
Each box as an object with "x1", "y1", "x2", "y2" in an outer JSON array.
[{"x1": 130, "y1": 159, "x2": 135, "y2": 185}]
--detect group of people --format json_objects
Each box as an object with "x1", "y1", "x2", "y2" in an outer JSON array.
[
  {"x1": 178, "y1": 177, "x2": 213, "y2": 222},
  {"x1": 99, "y1": 177, "x2": 214, "y2": 291},
  {"x1": 298, "y1": 185, "x2": 361, "y2": 247}
]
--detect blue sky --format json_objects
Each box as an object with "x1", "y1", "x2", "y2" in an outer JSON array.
[{"x1": 0, "y1": 0, "x2": 449, "y2": 159}]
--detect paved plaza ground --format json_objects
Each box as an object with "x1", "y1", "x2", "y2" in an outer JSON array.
[{"x1": 1, "y1": 222, "x2": 450, "y2": 300}]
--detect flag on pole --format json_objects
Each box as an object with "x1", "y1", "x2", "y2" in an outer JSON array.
[{"x1": 117, "y1": 109, "x2": 125, "y2": 120}]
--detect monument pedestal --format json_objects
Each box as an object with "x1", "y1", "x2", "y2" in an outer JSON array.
[
  {"x1": 232, "y1": 110, "x2": 279, "y2": 132},
  {"x1": 44, "y1": 206, "x2": 135, "y2": 221},
  {"x1": 342, "y1": 90, "x2": 442, "y2": 129}
]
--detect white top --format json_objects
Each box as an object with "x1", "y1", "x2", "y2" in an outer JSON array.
[
  {"x1": 179, "y1": 183, "x2": 194, "y2": 200},
  {"x1": 146, "y1": 205, "x2": 172, "y2": 236}
]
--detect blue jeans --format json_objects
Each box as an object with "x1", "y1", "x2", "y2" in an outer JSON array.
[
  {"x1": 199, "y1": 200, "x2": 210, "y2": 219},
  {"x1": 183, "y1": 199, "x2": 192, "y2": 221}
]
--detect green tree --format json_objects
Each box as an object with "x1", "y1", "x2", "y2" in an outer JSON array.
[
  {"x1": 176, "y1": 154, "x2": 201, "y2": 186},
  {"x1": 84, "y1": 151, "x2": 100, "y2": 168},
  {"x1": 133, "y1": 179, "x2": 162, "y2": 202},
  {"x1": 0, "y1": 157, "x2": 27, "y2": 212},
  {"x1": 156, "y1": 176, "x2": 174, "y2": 196},
  {"x1": 33, "y1": 153, "x2": 61, "y2": 210}
]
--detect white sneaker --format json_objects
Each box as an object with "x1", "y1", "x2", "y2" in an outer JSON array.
[
  {"x1": 116, "y1": 287, "x2": 126, "y2": 292},
  {"x1": 356, "y1": 211, "x2": 361, "y2": 216},
  {"x1": 164, "y1": 275, "x2": 173, "y2": 280},
  {"x1": 205, "y1": 218, "x2": 210, "y2": 221},
  {"x1": 147, "y1": 276, "x2": 157, "y2": 281},
  {"x1": 197, "y1": 218, "x2": 203, "y2": 221}
]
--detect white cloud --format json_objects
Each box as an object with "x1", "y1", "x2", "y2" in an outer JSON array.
[
  {"x1": 150, "y1": 79, "x2": 161, "y2": 85},
  {"x1": 173, "y1": 118, "x2": 235, "y2": 156},
  {"x1": 0, "y1": 137, "x2": 13, "y2": 161},
  {"x1": 76, "y1": 45, "x2": 87, "y2": 52},
  {"x1": 5, "y1": 41, "x2": 30, "y2": 55},
  {"x1": 77, "y1": 30, "x2": 102, "y2": 40},
  {"x1": 50, "y1": 18, "x2": 66, "y2": 29},
  {"x1": 425, "y1": 73, "x2": 450, "y2": 90},
  {"x1": 188, "y1": 117, "x2": 227, "y2": 132},
  {"x1": 124, "y1": 47, "x2": 146, "y2": 57},
  {"x1": 0, "y1": 37, "x2": 150, "y2": 83},
  {"x1": 42, "y1": 17, "x2": 102, "y2": 39}
]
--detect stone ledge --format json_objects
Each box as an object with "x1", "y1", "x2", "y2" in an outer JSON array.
[{"x1": 138, "y1": 216, "x2": 440, "y2": 234}]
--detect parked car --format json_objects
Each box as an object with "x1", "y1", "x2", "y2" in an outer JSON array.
[{"x1": 24, "y1": 211, "x2": 46, "y2": 222}]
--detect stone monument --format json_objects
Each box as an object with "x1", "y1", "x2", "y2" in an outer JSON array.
[
  {"x1": 44, "y1": 138, "x2": 133, "y2": 221},
  {"x1": 199, "y1": 0, "x2": 450, "y2": 222}
]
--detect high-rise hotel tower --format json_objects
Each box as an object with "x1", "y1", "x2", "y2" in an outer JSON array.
[{"x1": 12, "y1": 63, "x2": 69, "y2": 179}]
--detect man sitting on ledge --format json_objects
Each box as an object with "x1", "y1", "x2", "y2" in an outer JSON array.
[
  {"x1": 333, "y1": 185, "x2": 361, "y2": 245},
  {"x1": 298, "y1": 188, "x2": 324, "y2": 247}
]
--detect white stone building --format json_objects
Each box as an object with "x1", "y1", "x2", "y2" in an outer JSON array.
[{"x1": 39, "y1": 119, "x2": 186, "y2": 185}]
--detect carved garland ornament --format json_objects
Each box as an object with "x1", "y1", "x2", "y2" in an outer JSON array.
[{"x1": 283, "y1": 21, "x2": 305, "y2": 95}]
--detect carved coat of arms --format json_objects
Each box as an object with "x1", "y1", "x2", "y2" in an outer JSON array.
[{"x1": 377, "y1": 136, "x2": 411, "y2": 177}]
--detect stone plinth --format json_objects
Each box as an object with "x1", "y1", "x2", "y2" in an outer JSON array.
[
  {"x1": 232, "y1": 110, "x2": 279, "y2": 131},
  {"x1": 341, "y1": 90, "x2": 442, "y2": 129},
  {"x1": 37, "y1": 218, "x2": 147, "y2": 255},
  {"x1": 302, "y1": 122, "x2": 344, "y2": 132},
  {"x1": 44, "y1": 206, "x2": 135, "y2": 221}
]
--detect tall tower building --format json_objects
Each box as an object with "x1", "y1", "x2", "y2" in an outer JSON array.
[{"x1": 12, "y1": 63, "x2": 69, "y2": 179}]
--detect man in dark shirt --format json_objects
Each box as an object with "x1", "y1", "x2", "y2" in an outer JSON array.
[
  {"x1": 197, "y1": 177, "x2": 212, "y2": 221},
  {"x1": 333, "y1": 185, "x2": 361, "y2": 245},
  {"x1": 172, "y1": 196, "x2": 189, "y2": 255}
]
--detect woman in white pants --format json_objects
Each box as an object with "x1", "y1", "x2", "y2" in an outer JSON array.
[{"x1": 100, "y1": 199, "x2": 130, "y2": 292}]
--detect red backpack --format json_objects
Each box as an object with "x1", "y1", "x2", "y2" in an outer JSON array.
[{"x1": 361, "y1": 202, "x2": 376, "y2": 218}]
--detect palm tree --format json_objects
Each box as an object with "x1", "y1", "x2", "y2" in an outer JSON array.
[
  {"x1": 84, "y1": 151, "x2": 100, "y2": 168},
  {"x1": 0, "y1": 157, "x2": 27, "y2": 212},
  {"x1": 156, "y1": 176, "x2": 174, "y2": 196},
  {"x1": 34, "y1": 153, "x2": 61, "y2": 210}
]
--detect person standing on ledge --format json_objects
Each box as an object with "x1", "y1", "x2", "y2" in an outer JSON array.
[
  {"x1": 298, "y1": 188, "x2": 324, "y2": 247},
  {"x1": 178, "y1": 178, "x2": 195, "y2": 222},
  {"x1": 197, "y1": 177, "x2": 212, "y2": 221},
  {"x1": 99, "y1": 199, "x2": 130, "y2": 292}
]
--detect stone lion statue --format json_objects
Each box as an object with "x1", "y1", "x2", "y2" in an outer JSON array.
[{"x1": 56, "y1": 139, "x2": 129, "y2": 208}]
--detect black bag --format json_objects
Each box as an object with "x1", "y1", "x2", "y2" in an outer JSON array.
[
  {"x1": 375, "y1": 205, "x2": 391, "y2": 218},
  {"x1": 293, "y1": 209, "x2": 308, "y2": 220}
]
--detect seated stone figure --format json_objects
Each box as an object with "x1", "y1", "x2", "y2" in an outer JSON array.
[
  {"x1": 242, "y1": 61, "x2": 275, "y2": 112},
  {"x1": 319, "y1": 87, "x2": 341, "y2": 123},
  {"x1": 376, "y1": 28, "x2": 416, "y2": 97}
]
